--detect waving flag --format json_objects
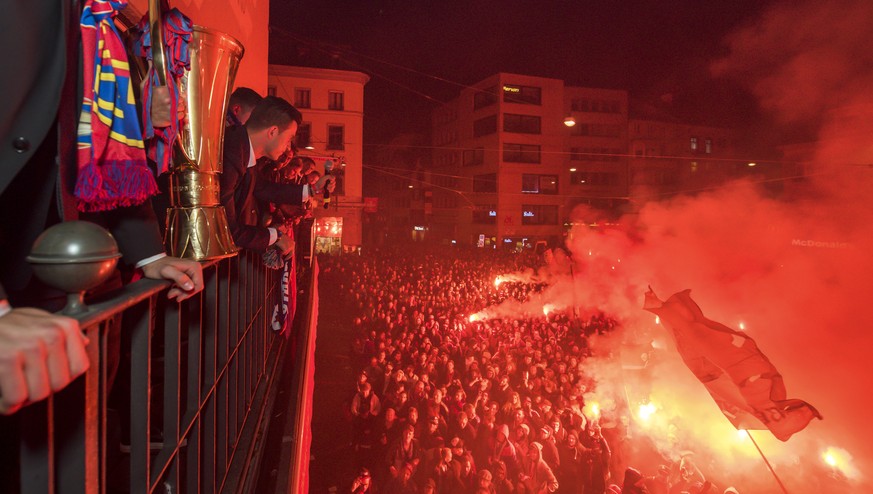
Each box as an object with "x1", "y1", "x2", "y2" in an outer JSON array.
[{"x1": 644, "y1": 288, "x2": 821, "y2": 441}]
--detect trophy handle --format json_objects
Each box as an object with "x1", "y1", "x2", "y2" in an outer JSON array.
[{"x1": 148, "y1": 0, "x2": 169, "y2": 85}]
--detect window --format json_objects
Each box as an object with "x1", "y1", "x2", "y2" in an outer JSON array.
[
  {"x1": 690, "y1": 137, "x2": 698, "y2": 151},
  {"x1": 570, "y1": 171, "x2": 619, "y2": 186},
  {"x1": 473, "y1": 204, "x2": 497, "y2": 224},
  {"x1": 267, "y1": 85, "x2": 277, "y2": 97},
  {"x1": 294, "y1": 88, "x2": 311, "y2": 108},
  {"x1": 473, "y1": 87, "x2": 498, "y2": 110},
  {"x1": 327, "y1": 125, "x2": 344, "y2": 150},
  {"x1": 328, "y1": 91, "x2": 344, "y2": 111},
  {"x1": 502, "y1": 84, "x2": 542, "y2": 105},
  {"x1": 294, "y1": 122, "x2": 311, "y2": 149},
  {"x1": 463, "y1": 147, "x2": 485, "y2": 166},
  {"x1": 522, "y1": 174, "x2": 558, "y2": 194},
  {"x1": 503, "y1": 143, "x2": 541, "y2": 163},
  {"x1": 571, "y1": 98, "x2": 621, "y2": 113},
  {"x1": 521, "y1": 205, "x2": 559, "y2": 225},
  {"x1": 705, "y1": 138, "x2": 712, "y2": 154},
  {"x1": 571, "y1": 123, "x2": 621, "y2": 137},
  {"x1": 570, "y1": 147, "x2": 622, "y2": 161},
  {"x1": 473, "y1": 115, "x2": 497, "y2": 137},
  {"x1": 504, "y1": 114, "x2": 541, "y2": 134},
  {"x1": 473, "y1": 173, "x2": 497, "y2": 193}
]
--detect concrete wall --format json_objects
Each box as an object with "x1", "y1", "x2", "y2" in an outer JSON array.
[{"x1": 129, "y1": 0, "x2": 270, "y2": 92}]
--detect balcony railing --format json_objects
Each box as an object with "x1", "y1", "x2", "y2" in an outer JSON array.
[{"x1": 0, "y1": 249, "x2": 319, "y2": 494}]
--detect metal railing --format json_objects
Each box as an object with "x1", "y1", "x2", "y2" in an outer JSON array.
[{"x1": 1, "y1": 249, "x2": 315, "y2": 493}]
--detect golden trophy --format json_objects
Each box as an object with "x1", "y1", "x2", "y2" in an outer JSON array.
[{"x1": 149, "y1": 1, "x2": 242, "y2": 260}]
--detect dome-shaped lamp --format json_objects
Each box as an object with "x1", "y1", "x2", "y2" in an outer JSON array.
[{"x1": 563, "y1": 115, "x2": 576, "y2": 127}]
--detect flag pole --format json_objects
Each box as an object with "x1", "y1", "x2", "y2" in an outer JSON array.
[{"x1": 745, "y1": 430, "x2": 790, "y2": 494}]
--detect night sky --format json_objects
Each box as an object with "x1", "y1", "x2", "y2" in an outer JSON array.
[{"x1": 269, "y1": 0, "x2": 772, "y2": 144}]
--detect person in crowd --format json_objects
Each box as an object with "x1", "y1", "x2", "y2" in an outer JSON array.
[
  {"x1": 622, "y1": 467, "x2": 649, "y2": 494},
  {"x1": 557, "y1": 430, "x2": 584, "y2": 494},
  {"x1": 538, "y1": 426, "x2": 561, "y2": 472},
  {"x1": 490, "y1": 424, "x2": 519, "y2": 480},
  {"x1": 583, "y1": 424, "x2": 611, "y2": 494},
  {"x1": 351, "y1": 381, "x2": 382, "y2": 451},
  {"x1": 225, "y1": 86, "x2": 262, "y2": 128},
  {"x1": 386, "y1": 424, "x2": 422, "y2": 481},
  {"x1": 518, "y1": 442, "x2": 559, "y2": 493},
  {"x1": 351, "y1": 467, "x2": 377, "y2": 494},
  {"x1": 473, "y1": 468, "x2": 495, "y2": 494},
  {"x1": 645, "y1": 465, "x2": 671, "y2": 494},
  {"x1": 383, "y1": 462, "x2": 417, "y2": 494}
]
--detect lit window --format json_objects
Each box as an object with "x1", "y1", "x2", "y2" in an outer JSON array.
[
  {"x1": 705, "y1": 139, "x2": 712, "y2": 154},
  {"x1": 690, "y1": 137, "x2": 698, "y2": 151}
]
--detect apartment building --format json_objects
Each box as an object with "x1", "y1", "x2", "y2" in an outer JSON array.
[{"x1": 431, "y1": 73, "x2": 629, "y2": 248}]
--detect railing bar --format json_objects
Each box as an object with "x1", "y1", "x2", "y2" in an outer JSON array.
[
  {"x1": 19, "y1": 399, "x2": 53, "y2": 494},
  {"x1": 183, "y1": 287, "x2": 203, "y2": 493},
  {"x1": 150, "y1": 301, "x2": 180, "y2": 490},
  {"x1": 128, "y1": 298, "x2": 154, "y2": 494}
]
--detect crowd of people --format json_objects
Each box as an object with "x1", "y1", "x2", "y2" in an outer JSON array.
[{"x1": 321, "y1": 247, "x2": 741, "y2": 494}]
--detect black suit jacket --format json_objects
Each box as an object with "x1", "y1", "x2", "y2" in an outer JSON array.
[
  {"x1": 220, "y1": 126, "x2": 305, "y2": 252},
  {"x1": 0, "y1": 0, "x2": 163, "y2": 304}
]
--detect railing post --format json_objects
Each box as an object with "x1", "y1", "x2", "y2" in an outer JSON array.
[{"x1": 128, "y1": 299, "x2": 154, "y2": 494}]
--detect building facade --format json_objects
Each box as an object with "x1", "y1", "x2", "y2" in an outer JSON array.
[
  {"x1": 268, "y1": 65, "x2": 369, "y2": 252},
  {"x1": 431, "y1": 73, "x2": 630, "y2": 249},
  {"x1": 628, "y1": 118, "x2": 741, "y2": 204},
  {"x1": 428, "y1": 73, "x2": 768, "y2": 248}
]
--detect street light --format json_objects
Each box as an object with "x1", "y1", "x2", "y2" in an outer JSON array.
[{"x1": 563, "y1": 116, "x2": 576, "y2": 127}]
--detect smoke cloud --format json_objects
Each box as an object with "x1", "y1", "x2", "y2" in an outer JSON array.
[{"x1": 481, "y1": 1, "x2": 873, "y2": 491}]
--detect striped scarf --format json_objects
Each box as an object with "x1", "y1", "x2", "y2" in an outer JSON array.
[
  {"x1": 134, "y1": 7, "x2": 192, "y2": 176},
  {"x1": 76, "y1": 0, "x2": 158, "y2": 212}
]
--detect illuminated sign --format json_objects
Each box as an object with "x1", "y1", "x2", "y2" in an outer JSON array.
[
  {"x1": 523, "y1": 211, "x2": 535, "y2": 217},
  {"x1": 502, "y1": 85, "x2": 520, "y2": 93},
  {"x1": 413, "y1": 226, "x2": 425, "y2": 231},
  {"x1": 504, "y1": 238, "x2": 512, "y2": 243},
  {"x1": 489, "y1": 210, "x2": 497, "y2": 216}
]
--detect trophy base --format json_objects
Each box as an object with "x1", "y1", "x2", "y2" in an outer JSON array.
[{"x1": 165, "y1": 206, "x2": 239, "y2": 261}]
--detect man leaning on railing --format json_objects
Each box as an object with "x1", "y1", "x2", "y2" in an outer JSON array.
[{"x1": 0, "y1": 0, "x2": 203, "y2": 416}]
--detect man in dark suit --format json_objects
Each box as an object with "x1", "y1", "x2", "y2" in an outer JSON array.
[
  {"x1": 0, "y1": 0, "x2": 203, "y2": 415},
  {"x1": 220, "y1": 96, "x2": 333, "y2": 254}
]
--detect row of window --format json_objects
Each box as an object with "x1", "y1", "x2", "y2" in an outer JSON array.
[
  {"x1": 473, "y1": 84, "x2": 544, "y2": 110},
  {"x1": 570, "y1": 98, "x2": 622, "y2": 113},
  {"x1": 570, "y1": 123, "x2": 623, "y2": 138},
  {"x1": 280, "y1": 88, "x2": 345, "y2": 111},
  {"x1": 473, "y1": 113, "x2": 541, "y2": 137},
  {"x1": 690, "y1": 137, "x2": 713, "y2": 154},
  {"x1": 470, "y1": 114, "x2": 624, "y2": 139},
  {"x1": 293, "y1": 123, "x2": 345, "y2": 150},
  {"x1": 473, "y1": 205, "x2": 560, "y2": 225},
  {"x1": 570, "y1": 147, "x2": 623, "y2": 162},
  {"x1": 460, "y1": 144, "x2": 622, "y2": 167},
  {"x1": 569, "y1": 170, "x2": 620, "y2": 186}
]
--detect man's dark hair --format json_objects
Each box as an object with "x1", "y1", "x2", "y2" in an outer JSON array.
[
  {"x1": 228, "y1": 87, "x2": 262, "y2": 109},
  {"x1": 246, "y1": 96, "x2": 303, "y2": 132}
]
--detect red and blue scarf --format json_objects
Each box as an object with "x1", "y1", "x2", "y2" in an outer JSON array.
[
  {"x1": 134, "y1": 7, "x2": 192, "y2": 176},
  {"x1": 76, "y1": 0, "x2": 158, "y2": 212}
]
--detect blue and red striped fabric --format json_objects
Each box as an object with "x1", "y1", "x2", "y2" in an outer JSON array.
[
  {"x1": 76, "y1": 0, "x2": 158, "y2": 212},
  {"x1": 134, "y1": 7, "x2": 192, "y2": 176}
]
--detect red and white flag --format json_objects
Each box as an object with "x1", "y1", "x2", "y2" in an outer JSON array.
[{"x1": 644, "y1": 288, "x2": 821, "y2": 441}]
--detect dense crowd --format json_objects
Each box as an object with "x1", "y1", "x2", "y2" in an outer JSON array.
[{"x1": 322, "y1": 247, "x2": 737, "y2": 494}]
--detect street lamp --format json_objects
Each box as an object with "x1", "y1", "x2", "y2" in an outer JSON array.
[{"x1": 563, "y1": 115, "x2": 576, "y2": 127}]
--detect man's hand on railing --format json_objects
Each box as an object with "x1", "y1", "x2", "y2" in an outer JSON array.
[
  {"x1": 141, "y1": 256, "x2": 205, "y2": 302},
  {"x1": 0, "y1": 308, "x2": 89, "y2": 415}
]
